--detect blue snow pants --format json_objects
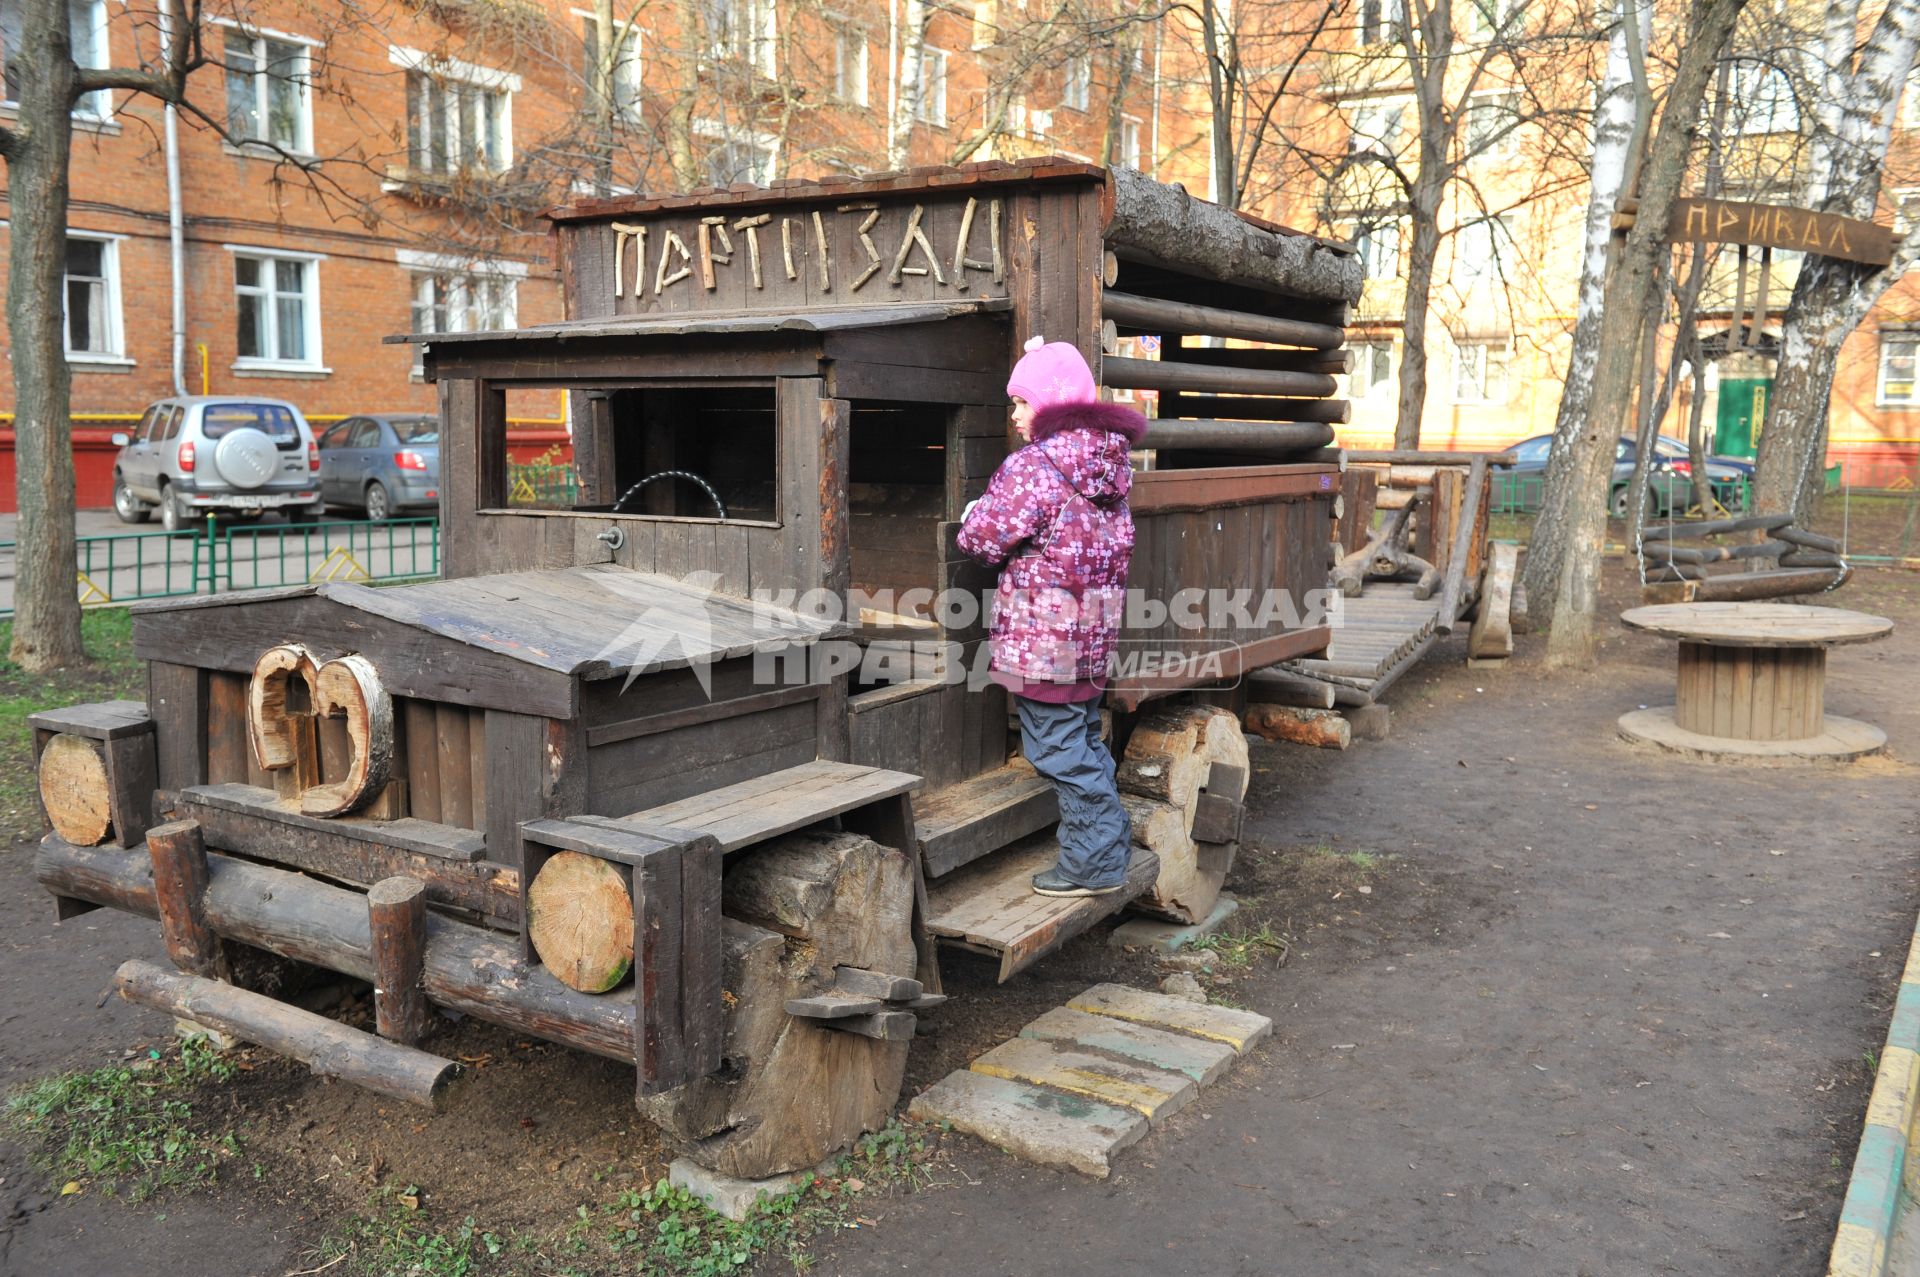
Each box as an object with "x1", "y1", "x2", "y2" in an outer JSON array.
[{"x1": 1015, "y1": 695, "x2": 1134, "y2": 889}]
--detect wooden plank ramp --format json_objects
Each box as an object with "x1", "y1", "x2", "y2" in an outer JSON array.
[
  {"x1": 1277, "y1": 581, "x2": 1448, "y2": 704},
  {"x1": 924, "y1": 832, "x2": 1159, "y2": 982}
]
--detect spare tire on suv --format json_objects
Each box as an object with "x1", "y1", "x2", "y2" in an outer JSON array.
[{"x1": 214, "y1": 428, "x2": 280, "y2": 489}]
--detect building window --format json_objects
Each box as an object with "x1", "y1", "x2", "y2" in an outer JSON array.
[
  {"x1": 1347, "y1": 218, "x2": 1400, "y2": 280},
  {"x1": 411, "y1": 271, "x2": 516, "y2": 369},
  {"x1": 232, "y1": 250, "x2": 321, "y2": 368},
  {"x1": 1453, "y1": 341, "x2": 1511, "y2": 403},
  {"x1": 833, "y1": 24, "x2": 869, "y2": 106},
  {"x1": 1879, "y1": 334, "x2": 1919, "y2": 405},
  {"x1": 1120, "y1": 114, "x2": 1143, "y2": 168},
  {"x1": 1468, "y1": 0, "x2": 1522, "y2": 37},
  {"x1": 223, "y1": 30, "x2": 313, "y2": 152},
  {"x1": 1064, "y1": 53, "x2": 1091, "y2": 111},
  {"x1": 1464, "y1": 90, "x2": 1519, "y2": 158},
  {"x1": 1351, "y1": 339, "x2": 1394, "y2": 398},
  {"x1": 1349, "y1": 98, "x2": 1406, "y2": 154},
  {"x1": 1357, "y1": 0, "x2": 1405, "y2": 45},
  {"x1": 697, "y1": 120, "x2": 776, "y2": 184},
  {"x1": 390, "y1": 47, "x2": 518, "y2": 176},
  {"x1": 64, "y1": 234, "x2": 123, "y2": 360},
  {"x1": 3, "y1": 0, "x2": 110, "y2": 117},
  {"x1": 1729, "y1": 58, "x2": 1798, "y2": 136},
  {"x1": 581, "y1": 18, "x2": 642, "y2": 118},
  {"x1": 1458, "y1": 213, "x2": 1517, "y2": 285},
  {"x1": 915, "y1": 46, "x2": 949, "y2": 126},
  {"x1": 702, "y1": 0, "x2": 776, "y2": 74}
]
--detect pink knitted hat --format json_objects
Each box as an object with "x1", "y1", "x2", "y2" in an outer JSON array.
[{"x1": 1007, "y1": 335, "x2": 1098, "y2": 408}]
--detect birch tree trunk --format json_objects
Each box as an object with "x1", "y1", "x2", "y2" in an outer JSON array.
[
  {"x1": 665, "y1": 0, "x2": 702, "y2": 189},
  {"x1": 6, "y1": 0, "x2": 83, "y2": 672},
  {"x1": 1544, "y1": 0, "x2": 1749, "y2": 666},
  {"x1": 1519, "y1": 6, "x2": 1642, "y2": 626},
  {"x1": 889, "y1": 0, "x2": 930, "y2": 169},
  {"x1": 1754, "y1": 0, "x2": 1920, "y2": 521}
]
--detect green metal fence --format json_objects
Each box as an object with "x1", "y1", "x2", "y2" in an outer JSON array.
[
  {"x1": 507, "y1": 462, "x2": 579, "y2": 507},
  {"x1": 1, "y1": 516, "x2": 440, "y2": 619},
  {"x1": 1488, "y1": 472, "x2": 1753, "y2": 517}
]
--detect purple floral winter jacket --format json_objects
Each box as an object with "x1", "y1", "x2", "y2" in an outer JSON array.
[{"x1": 957, "y1": 401, "x2": 1148, "y2": 695}]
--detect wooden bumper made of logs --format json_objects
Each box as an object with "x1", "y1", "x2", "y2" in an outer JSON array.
[{"x1": 35, "y1": 820, "x2": 723, "y2": 1098}]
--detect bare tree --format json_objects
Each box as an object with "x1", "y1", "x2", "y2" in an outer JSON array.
[
  {"x1": 1542, "y1": 0, "x2": 1750, "y2": 667},
  {"x1": 1752, "y1": 0, "x2": 1920, "y2": 521}
]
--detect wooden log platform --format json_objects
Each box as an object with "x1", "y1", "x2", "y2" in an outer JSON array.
[
  {"x1": 924, "y1": 832, "x2": 1160, "y2": 982},
  {"x1": 1270, "y1": 582, "x2": 1456, "y2": 707}
]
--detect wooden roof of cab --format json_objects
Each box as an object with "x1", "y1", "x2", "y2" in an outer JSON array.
[{"x1": 130, "y1": 567, "x2": 843, "y2": 719}]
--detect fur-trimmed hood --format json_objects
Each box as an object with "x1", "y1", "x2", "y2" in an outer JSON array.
[{"x1": 1030, "y1": 400, "x2": 1150, "y2": 445}]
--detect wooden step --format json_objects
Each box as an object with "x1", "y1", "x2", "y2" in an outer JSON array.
[
  {"x1": 925, "y1": 833, "x2": 1160, "y2": 982},
  {"x1": 618, "y1": 760, "x2": 920, "y2": 853},
  {"x1": 914, "y1": 762, "x2": 1058, "y2": 878}
]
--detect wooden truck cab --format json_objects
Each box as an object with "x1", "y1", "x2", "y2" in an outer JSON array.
[{"x1": 33, "y1": 159, "x2": 1361, "y2": 1180}]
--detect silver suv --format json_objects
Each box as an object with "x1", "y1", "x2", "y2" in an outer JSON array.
[{"x1": 112, "y1": 397, "x2": 325, "y2": 531}]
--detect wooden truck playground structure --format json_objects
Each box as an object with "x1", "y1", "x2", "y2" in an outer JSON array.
[{"x1": 29, "y1": 159, "x2": 1409, "y2": 1180}]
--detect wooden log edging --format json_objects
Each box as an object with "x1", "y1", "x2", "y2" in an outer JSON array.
[
  {"x1": 368, "y1": 877, "x2": 431, "y2": 1046},
  {"x1": 115, "y1": 959, "x2": 458, "y2": 1110},
  {"x1": 1103, "y1": 355, "x2": 1339, "y2": 398},
  {"x1": 1434, "y1": 454, "x2": 1489, "y2": 635},
  {"x1": 37, "y1": 837, "x2": 639, "y2": 1063}
]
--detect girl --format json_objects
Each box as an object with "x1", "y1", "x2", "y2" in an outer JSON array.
[{"x1": 958, "y1": 337, "x2": 1147, "y2": 897}]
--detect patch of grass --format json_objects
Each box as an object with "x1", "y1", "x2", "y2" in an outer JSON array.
[
  {"x1": 1187, "y1": 922, "x2": 1290, "y2": 969},
  {"x1": 304, "y1": 1120, "x2": 939, "y2": 1277},
  {"x1": 4, "y1": 1036, "x2": 240, "y2": 1201},
  {"x1": 0, "y1": 607, "x2": 143, "y2": 839},
  {"x1": 1307, "y1": 844, "x2": 1385, "y2": 872}
]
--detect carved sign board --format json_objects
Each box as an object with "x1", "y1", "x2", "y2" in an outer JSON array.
[
  {"x1": 590, "y1": 194, "x2": 1007, "y2": 312},
  {"x1": 1668, "y1": 197, "x2": 1893, "y2": 267}
]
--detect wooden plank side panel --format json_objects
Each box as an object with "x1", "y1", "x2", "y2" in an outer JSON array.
[
  {"x1": 206, "y1": 672, "x2": 250, "y2": 785},
  {"x1": 435, "y1": 702, "x2": 475, "y2": 830},
  {"x1": 441, "y1": 379, "x2": 480, "y2": 580},
  {"x1": 400, "y1": 698, "x2": 441, "y2": 824},
  {"x1": 150, "y1": 661, "x2": 210, "y2": 793},
  {"x1": 587, "y1": 701, "x2": 819, "y2": 815}
]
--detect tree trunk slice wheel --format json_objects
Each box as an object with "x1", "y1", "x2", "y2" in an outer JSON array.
[
  {"x1": 527, "y1": 851, "x2": 635, "y2": 993},
  {"x1": 641, "y1": 829, "x2": 916, "y2": 1180},
  {"x1": 1116, "y1": 705, "x2": 1247, "y2": 923},
  {"x1": 40, "y1": 733, "x2": 113, "y2": 846}
]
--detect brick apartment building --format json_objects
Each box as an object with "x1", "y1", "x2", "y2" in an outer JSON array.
[{"x1": 0, "y1": 0, "x2": 1215, "y2": 510}]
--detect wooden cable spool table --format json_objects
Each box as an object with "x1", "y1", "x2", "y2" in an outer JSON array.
[{"x1": 1617, "y1": 602, "x2": 1893, "y2": 761}]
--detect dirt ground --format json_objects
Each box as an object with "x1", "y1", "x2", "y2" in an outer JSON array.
[{"x1": 5, "y1": 564, "x2": 1920, "y2": 1275}]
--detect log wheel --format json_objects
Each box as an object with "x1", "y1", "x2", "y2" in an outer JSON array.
[
  {"x1": 640, "y1": 828, "x2": 919, "y2": 1180},
  {"x1": 1115, "y1": 704, "x2": 1249, "y2": 923}
]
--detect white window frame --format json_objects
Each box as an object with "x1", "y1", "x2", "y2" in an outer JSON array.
[
  {"x1": 1347, "y1": 95, "x2": 1408, "y2": 155},
  {"x1": 225, "y1": 245, "x2": 326, "y2": 373},
  {"x1": 831, "y1": 19, "x2": 869, "y2": 107},
  {"x1": 1064, "y1": 53, "x2": 1091, "y2": 112},
  {"x1": 1452, "y1": 339, "x2": 1511, "y2": 404},
  {"x1": 1349, "y1": 338, "x2": 1394, "y2": 398},
  {"x1": 401, "y1": 251, "x2": 524, "y2": 371},
  {"x1": 1119, "y1": 113, "x2": 1143, "y2": 168},
  {"x1": 1878, "y1": 331, "x2": 1920, "y2": 406},
  {"x1": 915, "y1": 46, "x2": 950, "y2": 126},
  {"x1": 693, "y1": 118, "x2": 778, "y2": 184},
  {"x1": 570, "y1": 9, "x2": 644, "y2": 121},
  {"x1": 1466, "y1": 0, "x2": 1521, "y2": 39},
  {"x1": 1357, "y1": 0, "x2": 1405, "y2": 46},
  {"x1": 701, "y1": 0, "x2": 777, "y2": 75},
  {"x1": 1344, "y1": 216, "x2": 1400, "y2": 280},
  {"x1": 1728, "y1": 57, "x2": 1799, "y2": 137},
  {"x1": 63, "y1": 231, "x2": 127, "y2": 363},
  {"x1": 1903, "y1": 69, "x2": 1920, "y2": 131},
  {"x1": 216, "y1": 21, "x2": 319, "y2": 154},
  {"x1": 1457, "y1": 212, "x2": 1519, "y2": 286},
  {"x1": 1464, "y1": 89, "x2": 1520, "y2": 159},
  {"x1": 6, "y1": 0, "x2": 113, "y2": 118},
  {"x1": 389, "y1": 45, "x2": 518, "y2": 174}
]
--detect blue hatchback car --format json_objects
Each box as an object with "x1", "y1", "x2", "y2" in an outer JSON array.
[{"x1": 315, "y1": 414, "x2": 441, "y2": 521}]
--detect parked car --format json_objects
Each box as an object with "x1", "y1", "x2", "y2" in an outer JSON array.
[
  {"x1": 315, "y1": 414, "x2": 442, "y2": 521},
  {"x1": 112, "y1": 397, "x2": 323, "y2": 531},
  {"x1": 1497, "y1": 434, "x2": 1749, "y2": 517}
]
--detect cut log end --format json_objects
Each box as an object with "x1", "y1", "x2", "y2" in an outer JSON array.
[
  {"x1": 527, "y1": 851, "x2": 635, "y2": 993},
  {"x1": 40, "y1": 733, "x2": 113, "y2": 846}
]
